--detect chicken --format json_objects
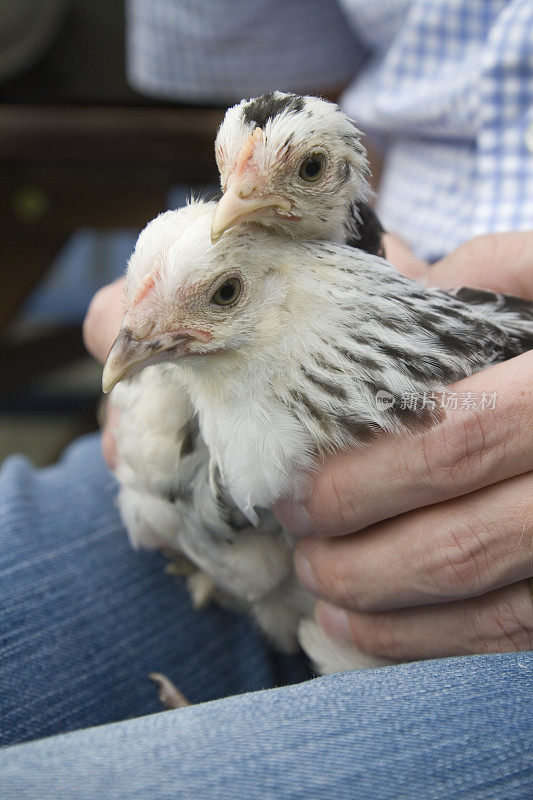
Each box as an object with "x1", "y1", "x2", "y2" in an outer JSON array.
[
  {"x1": 104, "y1": 201, "x2": 532, "y2": 673},
  {"x1": 212, "y1": 90, "x2": 384, "y2": 255},
  {"x1": 111, "y1": 91, "x2": 385, "y2": 622},
  {"x1": 109, "y1": 210, "x2": 304, "y2": 658}
]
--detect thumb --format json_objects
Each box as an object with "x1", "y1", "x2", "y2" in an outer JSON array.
[{"x1": 83, "y1": 278, "x2": 127, "y2": 364}]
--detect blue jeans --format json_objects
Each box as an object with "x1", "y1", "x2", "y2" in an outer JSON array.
[{"x1": 0, "y1": 435, "x2": 531, "y2": 798}]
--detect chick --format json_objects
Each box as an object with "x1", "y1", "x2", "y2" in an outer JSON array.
[
  {"x1": 212, "y1": 91, "x2": 384, "y2": 255},
  {"x1": 104, "y1": 201, "x2": 532, "y2": 673}
]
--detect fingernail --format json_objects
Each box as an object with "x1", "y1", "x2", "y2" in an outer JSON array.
[
  {"x1": 274, "y1": 501, "x2": 315, "y2": 536},
  {"x1": 294, "y1": 547, "x2": 319, "y2": 595},
  {"x1": 316, "y1": 601, "x2": 353, "y2": 644}
]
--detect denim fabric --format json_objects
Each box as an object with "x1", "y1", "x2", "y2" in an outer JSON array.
[
  {"x1": 0, "y1": 434, "x2": 310, "y2": 746},
  {"x1": 0, "y1": 653, "x2": 531, "y2": 799},
  {"x1": 0, "y1": 435, "x2": 531, "y2": 799}
]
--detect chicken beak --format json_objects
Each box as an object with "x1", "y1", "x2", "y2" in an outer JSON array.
[
  {"x1": 102, "y1": 327, "x2": 197, "y2": 393},
  {"x1": 210, "y1": 186, "x2": 293, "y2": 243}
]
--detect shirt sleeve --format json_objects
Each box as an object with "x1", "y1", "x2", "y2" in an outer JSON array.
[
  {"x1": 125, "y1": 0, "x2": 369, "y2": 104},
  {"x1": 472, "y1": 0, "x2": 533, "y2": 235}
]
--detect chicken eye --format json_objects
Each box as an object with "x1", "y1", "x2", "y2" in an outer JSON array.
[
  {"x1": 210, "y1": 277, "x2": 242, "y2": 306},
  {"x1": 299, "y1": 152, "x2": 326, "y2": 182}
]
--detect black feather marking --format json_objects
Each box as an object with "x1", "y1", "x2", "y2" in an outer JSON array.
[
  {"x1": 454, "y1": 287, "x2": 498, "y2": 305},
  {"x1": 347, "y1": 330, "x2": 375, "y2": 348},
  {"x1": 377, "y1": 341, "x2": 458, "y2": 382},
  {"x1": 414, "y1": 307, "x2": 497, "y2": 361},
  {"x1": 301, "y1": 366, "x2": 348, "y2": 401},
  {"x1": 496, "y1": 295, "x2": 533, "y2": 321},
  {"x1": 337, "y1": 162, "x2": 351, "y2": 184},
  {"x1": 167, "y1": 486, "x2": 193, "y2": 505},
  {"x1": 502, "y1": 334, "x2": 533, "y2": 358},
  {"x1": 455, "y1": 287, "x2": 533, "y2": 322},
  {"x1": 334, "y1": 344, "x2": 383, "y2": 373},
  {"x1": 436, "y1": 305, "x2": 467, "y2": 320},
  {"x1": 385, "y1": 317, "x2": 412, "y2": 334},
  {"x1": 364, "y1": 381, "x2": 444, "y2": 430},
  {"x1": 344, "y1": 201, "x2": 385, "y2": 258},
  {"x1": 436, "y1": 327, "x2": 484, "y2": 356},
  {"x1": 242, "y1": 92, "x2": 305, "y2": 129},
  {"x1": 416, "y1": 311, "x2": 444, "y2": 326},
  {"x1": 334, "y1": 414, "x2": 377, "y2": 442},
  {"x1": 217, "y1": 498, "x2": 251, "y2": 532},
  {"x1": 340, "y1": 132, "x2": 365, "y2": 153},
  {"x1": 288, "y1": 389, "x2": 329, "y2": 428},
  {"x1": 390, "y1": 398, "x2": 445, "y2": 430},
  {"x1": 179, "y1": 425, "x2": 195, "y2": 458},
  {"x1": 313, "y1": 353, "x2": 343, "y2": 373}
]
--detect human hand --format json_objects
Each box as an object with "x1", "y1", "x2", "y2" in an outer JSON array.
[
  {"x1": 83, "y1": 277, "x2": 126, "y2": 468},
  {"x1": 276, "y1": 231, "x2": 533, "y2": 660},
  {"x1": 382, "y1": 232, "x2": 429, "y2": 280},
  {"x1": 83, "y1": 277, "x2": 126, "y2": 364}
]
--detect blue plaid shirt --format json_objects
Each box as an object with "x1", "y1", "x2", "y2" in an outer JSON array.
[{"x1": 127, "y1": 0, "x2": 533, "y2": 261}]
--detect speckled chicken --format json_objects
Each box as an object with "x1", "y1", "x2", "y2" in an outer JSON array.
[
  {"x1": 212, "y1": 90, "x2": 384, "y2": 254},
  {"x1": 105, "y1": 201, "x2": 532, "y2": 676}
]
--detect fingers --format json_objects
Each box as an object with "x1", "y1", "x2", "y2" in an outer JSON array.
[
  {"x1": 314, "y1": 581, "x2": 533, "y2": 661},
  {"x1": 83, "y1": 278, "x2": 127, "y2": 364},
  {"x1": 275, "y1": 351, "x2": 533, "y2": 537},
  {"x1": 383, "y1": 230, "x2": 533, "y2": 295},
  {"x1": 295, "y1": 472, "x2": 533, "y2": 612},
  {"x1": 382, "y1": 232, "x2": 429, "y2": 281},
  {"x1": 84, "y1": 281, "x2": 126, "y2": 468},
  {"x1": 428, "y1": 231, "x2": 533, "y2": 300}
]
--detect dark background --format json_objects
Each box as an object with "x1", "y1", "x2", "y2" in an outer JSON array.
[{"x1": 0, "y1": 0, "x2": 222, "y2": 464}]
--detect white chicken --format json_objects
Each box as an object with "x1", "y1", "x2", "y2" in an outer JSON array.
[{"x1": 105, "y1": 201, "x2": 533, "y2": 676}]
